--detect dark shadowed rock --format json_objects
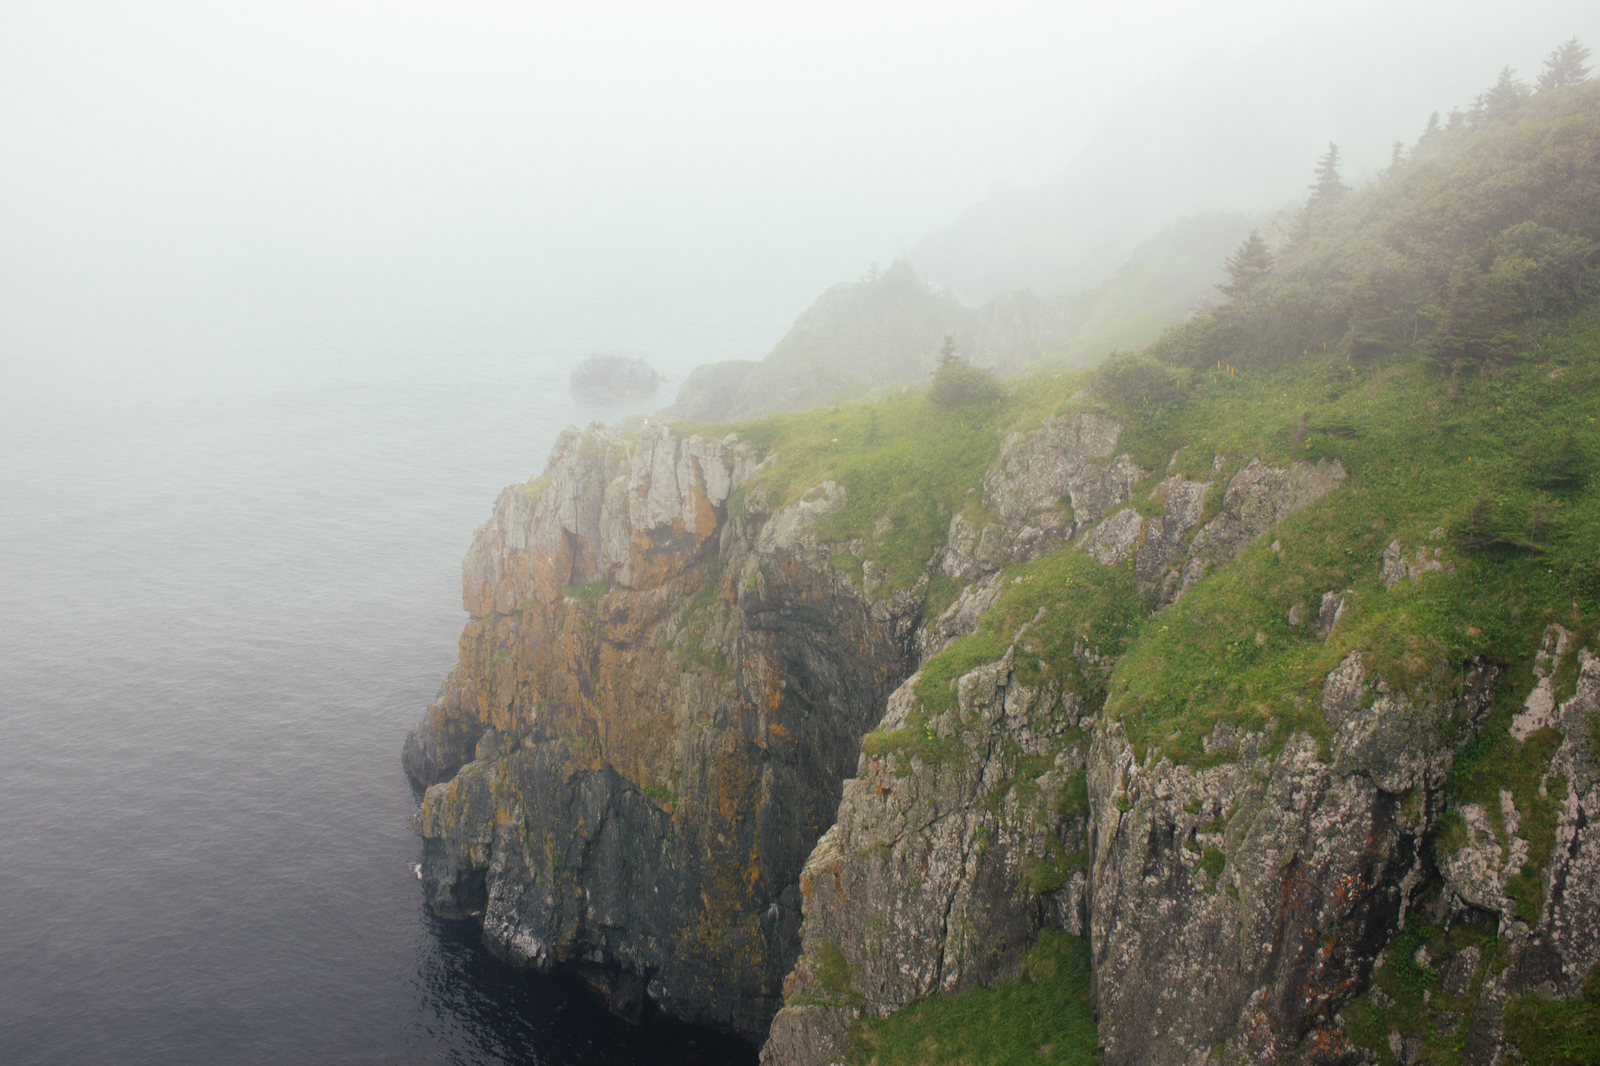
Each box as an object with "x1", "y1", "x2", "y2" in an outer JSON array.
[{"x1": 405, "y1": 424, "x2": 923, "y2": 1042}]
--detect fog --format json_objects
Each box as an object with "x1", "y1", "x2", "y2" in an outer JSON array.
[
  {"x1": 3, "y1": 6, "x2": 1598, "y2": 1062},
  {"x1": 4, "y1": 0, "x2": 1595, "y2": 394}
]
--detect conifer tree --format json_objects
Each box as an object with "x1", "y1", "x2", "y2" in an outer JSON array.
[
  {"x1": 1470, "y1": 67, "x2": 1529, "y2": 125},
  {"x1": 1309, "y1": 143, "x2": 1345, "y2": 204},
  {"x1": 928, "y1": 334, "x2": 999, "y2": 407},
  {"x1": 1216, "y1": 229, "x2": 1273, "y2": 298},
  {"x1": 1389, "y1": 141, "x2": 1407, "y2": 173},
  {"x1": 1537, "y1": 38, "x2": 1592, "y2": 91}
]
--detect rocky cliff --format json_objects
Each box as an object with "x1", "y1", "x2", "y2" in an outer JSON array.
[
  {"x1": 404, "y1": 423, "x2": 923, "y2": 1038},
  {"x1": 409, "y1": 387, "x2": 1598, "y2": 1065},
  {"x1": 410, "y1": 79, "x2": 1600, "y2": 1061}
]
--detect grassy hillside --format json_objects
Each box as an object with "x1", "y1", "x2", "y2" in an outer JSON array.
[{"x1": 677, "y1": 70, "x2": 1600, "y2": 1066}]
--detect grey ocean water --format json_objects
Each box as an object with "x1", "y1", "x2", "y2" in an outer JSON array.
[{"x1": 0, "y1": 331, "x2": 761, "y2": 1064}]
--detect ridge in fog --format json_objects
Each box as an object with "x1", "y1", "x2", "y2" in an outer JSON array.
[
  {"x1": 668, "y1": 212, "x2": 1261, "y2": 422},
  {"x1": 910, "y1": 10, "x2": 1600, "y2": 304}
]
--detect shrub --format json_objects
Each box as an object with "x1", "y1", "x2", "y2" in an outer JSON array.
[{"x1": 929, "y1": 337, "x2": 1001, "y2": 407}]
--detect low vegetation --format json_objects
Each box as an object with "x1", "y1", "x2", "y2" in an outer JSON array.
[
  {"x1": 825, "y1": 63, "x2": 1600, "y2": 1066},
  {"x1": 849, "y1": 931, "x2": 1097, "y2": 1066},
  {"x1": 682, "y1": 364, "x2": 1097, "y2": 589},
  {"x1": 858, "y1": 546, "x2": 1139, "y2": 769}
]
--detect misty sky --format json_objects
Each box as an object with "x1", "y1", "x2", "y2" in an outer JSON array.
[{"x1": 3, "y1": 1, "x2": 1597, "y2": 384}]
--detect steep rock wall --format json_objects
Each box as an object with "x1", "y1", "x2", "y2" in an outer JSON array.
[
  {"x1": 761, "y1": 431, "x2": 1356, "y2": 1064},
  {"x1": 404, "y1": 424, "x2": 922, "y2": 1039},
  {"x1": 762, "y1": 644, "x2": 1100, "y2": 1065},
  {"x1": 1087, "y1": 658, "x2": 1498, "y2": 1066}
]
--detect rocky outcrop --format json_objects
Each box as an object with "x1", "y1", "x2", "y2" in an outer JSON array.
[
  {"x1": 762, "y1": 641, "x2": 1100, "y2": 1066},
  {"x1": 405, "y1": 422, "x2": 923, "y2": 1040},
  {"x1": 1082, "y1": 456, "x2": 1347, "y2": 604},
  {"x1": 411, "y1": 392, "x2": 1596, "y2": 1065},
  {"x1": 1087, "y1": 656, "x2": 1497, "y2": 1066},
  {"x1": 938, "y1": 415, "x2": 1345, "y2": 611},
  {"x1": 570, "y1": 353, "x2": 661, "y2": 395},
  {"x1": 938, "y1": 412, "x2": 1144, "y2": 586},
  {"x1": 1438, "y1": 629, "x2": 1600, "y2": 1066}
]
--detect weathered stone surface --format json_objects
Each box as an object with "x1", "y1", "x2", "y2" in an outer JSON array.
[
  {"x1": 986, "y1": 412, "x2": 1137, "y2": 525},
  {"x1": 1510, "y1": 623, "x2": 1573, "y2": 740},
  {"x1": 1170, "y1": 458, "x2": 1346, "y2": 601},
  {"x1": 1133, "y1": 474, "x2": 1211, "y2": 596},
  {"x1": 940, "y1": 511, "x2": 1017, "y2": 583},
  {"x1": 1447, "y1": 634, "x2": 1600, "y2": 1065},
  {"x1": 1078, "y1": 456, "x2": 1346, "y2": 607},
  {"x1": 419, "y1": 395, "x2": 1596, "y2": 1065},
  {"x1": 1087, "y1": 656, "x2": 1495, "y2": 1066},
  {"x1": 1081, "y1": 506, "x2": 1145, "y2": 567},
  {"x1": 918, "y1": 570, "x2": 1003, "y2": 662},
  {"x1": 762, "y1": 643, "x2": 1097, "y2": 1065},
  {"x1": 1379, "y1": 538, "x2": 1447, "y2": 589},
  {"x1": 940, "y1": 411, "x2": 1144, "y2": 583},
  {"x1": 460, "y1": 424, "x2": 768, "y2": 614},
  {"x1": 407, "y1": 423, "x2": 922, "y2": 1040}
]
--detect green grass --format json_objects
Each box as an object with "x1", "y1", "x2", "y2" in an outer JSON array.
[
  {"x1": 816, "y1": 942, "x2": 862, "y2": 1004},
  {"x1": 859, "y1": 548, "x2": 1139, "y2": 770},
  {"x1": 680, "y1": 369, "x2": 1098, "y2": 589},
  {"x1": 1343, "y1": 915, "x2": 1495, "y2": 1064},
  {"x1": 641, "y1": 782, "x2": 677, "y2": 806},
  {"x1": 1503, "y1": 966, "x2": 1600, "y2": 1066},
  {"x1": 1097, "y1": 304, "x2": 1600, "y2": 765},
  {"x1": 562, "y1": 579, "x2": 609, "y2": 608},
  {"x1": 850, "y1": 930, "x2": 1097, "y2": 1066}
]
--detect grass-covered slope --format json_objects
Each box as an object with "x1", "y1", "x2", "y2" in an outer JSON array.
[
  {"x1": 734, "y1": 73, "x2": 1598, "y2": 1066},
  {"x1": 849, "y1": 930, "x2": 1097, "y2": 1066},
  {"x1": 684, "y1": 366, "x2": 1100, "y2": 591},
  {"x1": 1102, "y1": 304, "x2": 1600, "y2": 767}
]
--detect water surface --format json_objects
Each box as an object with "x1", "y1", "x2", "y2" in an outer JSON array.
[{"x1": 0, "y1": 338, "x2": 758, "y2": 1065}]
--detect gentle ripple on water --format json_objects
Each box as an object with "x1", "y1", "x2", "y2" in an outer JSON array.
[{"x1": 0, "y1": 350, "x2": 756, "y2": 1065}]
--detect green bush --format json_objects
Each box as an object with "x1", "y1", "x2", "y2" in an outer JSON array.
[{"x1": 929, "y1": 355, "x2": 1001, "y2": 407}]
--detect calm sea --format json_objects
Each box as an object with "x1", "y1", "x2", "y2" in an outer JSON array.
[{"x1": 0, "y1": 330, "x2": 763, "y2": 1064}]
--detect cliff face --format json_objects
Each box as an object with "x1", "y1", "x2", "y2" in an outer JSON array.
[
  {"x1": 761, "y1": 418, "x2": 1355, "y2": 1066},
  {"x1": 753, "y1": 401, "x2": 1599, "y2": 1066},
  {"x1": 409, "y1": 403, "x2": 1599, "y2": 1064},
  {"x1": 763, "y1": 646, "x2": 1101, "y2": 1065},
  {"x1": 404, "y1": 424, "x2": 921, "y2": 1038},
  {"x1": 1085, "y1": 658, "x2": 1496, "y2": 1065}
]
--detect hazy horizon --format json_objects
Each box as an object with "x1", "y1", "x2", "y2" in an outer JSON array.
[{"x1": 5, "y1": 1, "x2": 1598, "y2": 396}]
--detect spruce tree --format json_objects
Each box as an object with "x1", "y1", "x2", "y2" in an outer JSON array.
[
  {"x1": 1216, "y1": 229, "x2": 1273, "y2": 298},
  {"x1": 928, "y1": 335, "x2": 999, "y2": 407},
  {"x1": 1389, "y1": 141, "x2": 1407, "y2": 173},
  {"x1": 1309, "y1": 143, "x2": 1345, "y2": 204},
  {"x1": 1537, "y1": 38, "x2": 1592, "y2": 91},
  {"x1": 1470, "y1": 67, "x2": 1528, "y2": 126}
]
